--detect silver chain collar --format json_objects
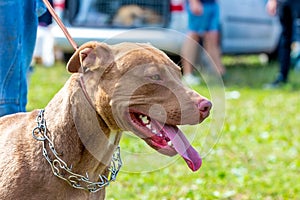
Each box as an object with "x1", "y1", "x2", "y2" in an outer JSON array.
[{"x1": 32, "y1": 109, "x2": 122, "y2": 193}]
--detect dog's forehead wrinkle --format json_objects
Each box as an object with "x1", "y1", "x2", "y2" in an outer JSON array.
[
  {"x1": 113, "y1": 45, "x2": 171, "y2": 66},
  {"x1": 112, "y1": 42, "x2": 149, "y2": 60}
]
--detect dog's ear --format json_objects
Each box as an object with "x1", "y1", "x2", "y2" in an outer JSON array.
[{"x1": 66, "y1": 41, "x2": 114, "y2": 73}]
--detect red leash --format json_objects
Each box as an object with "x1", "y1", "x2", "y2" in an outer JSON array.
[
  {"x1": 42, "y1": 0, "x2": 95, "y2": 108},
  {"x1": 42, "y1": 0, "x2": 78, "y2": 51}
]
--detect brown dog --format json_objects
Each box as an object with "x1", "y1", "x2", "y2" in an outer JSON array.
[
  {"x1": 0, "y1": 42, "x2": 211, "y2": 199},
  {"x1": 112, "y1": 5, "x2": 162, "y2": 26}
]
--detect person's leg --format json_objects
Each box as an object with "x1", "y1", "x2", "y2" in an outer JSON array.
[
  {"x1": 41, "y1": 26, "x2": 55, "y2": 67},
  {"x1": 181, "y1": 32, "x2": 202, "y2": 85},
  {"x1": 182, "y1": 32, "x2": 200, "y2": 75},
  {"x1": 0, "y1": 0, "x2": 38, "y2": 117},
  {"x1": 203, "y1": 31, "x2": 225, "y2": 75},
  {"x1": 277, "y1": 2, "x2": 294, "y2": 82},
  {"x1": 181, "y1": 2, "x2": 206, "y2": 85},
  {"x1": 203, "y1": 2, "x2": 225, "y2": 76}
]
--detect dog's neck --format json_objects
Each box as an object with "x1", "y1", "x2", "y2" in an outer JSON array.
[{"x1": 43, "y1": 74, "x2": 121, "y2": 180}]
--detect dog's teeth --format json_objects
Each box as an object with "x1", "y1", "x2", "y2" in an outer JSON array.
[
  {"x1": 146, "y1": 124, "x2": 151, "y2": 129},
  {"x1": 140, "y1": 115, "x2": 149, "y2": 124},
  {"x1": 167, "y1": 141, "x2": 173, "y2": 146},
  {"x1": 152, "y1": 129, "x2": 157, "y2": 134}
]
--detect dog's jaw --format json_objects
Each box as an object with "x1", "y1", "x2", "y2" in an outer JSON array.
[
  {"x1": 126, "y1": 111, "x2": 202, "y2": 172},
  {"x1": 129, "y1": 112, "x2": 176, "y2": 156}
]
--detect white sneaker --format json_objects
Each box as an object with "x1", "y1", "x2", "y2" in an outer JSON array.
[{"x1": 182, "y1": 74, "x2": 201, "y2": 86}]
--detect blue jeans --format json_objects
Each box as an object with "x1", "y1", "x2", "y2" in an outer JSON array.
[
  {"x1": 277, "y1": 1, "x2": 300, "y2": 81},
  {"x1": 0, "y1": 0, "x2": 45, "y2": 117},
  {"x1": 277, "y1": 2, "x2": 294, "y2": 81}
]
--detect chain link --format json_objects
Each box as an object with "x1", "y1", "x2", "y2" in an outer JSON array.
[{"x1": 32, "y1": 109, "x2": 122, "y2": 193}]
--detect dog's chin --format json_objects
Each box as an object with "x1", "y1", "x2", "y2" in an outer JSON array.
[{"x1": 126, "y1": 110, "x2": 202, "y2": 172}]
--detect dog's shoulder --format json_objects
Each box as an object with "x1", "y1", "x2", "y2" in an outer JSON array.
[{"x1": 0, "y1": 110, "x2": 39, "y2": 137}]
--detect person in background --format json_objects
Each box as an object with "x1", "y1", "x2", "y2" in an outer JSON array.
[
  {"x1": 266, "y1": 0, "x2": 300, "y2": 87},
  {"x1": 181, "y1": 0, "x2": 225, "y2": 85},
  {"x1": 33, "y1": 0, "x2": 55, "y2": 67},
  {"x1": 0, "y1": 0, "x2": 45, "y2": 117}
]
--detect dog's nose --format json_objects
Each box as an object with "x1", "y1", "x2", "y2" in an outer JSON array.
[{"x1": 197, "y1": 100, "x2": 212, "y2": 119}]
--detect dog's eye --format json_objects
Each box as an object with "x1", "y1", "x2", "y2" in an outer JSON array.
[{"x1": 150, "y1": 74, "x2": 161, "y2": 81}]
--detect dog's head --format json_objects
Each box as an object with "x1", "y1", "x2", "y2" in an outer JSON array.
[{"x1": 67, "y1": 41, "x2": 212, "y2": 171}]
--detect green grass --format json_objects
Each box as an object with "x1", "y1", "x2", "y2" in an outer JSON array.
[
  {"x1": 27, "y1": 56, "x2": 300, "y2": 200},
  {"x1": 27, "y1": 62, "x2": 70, "y2": 110}
]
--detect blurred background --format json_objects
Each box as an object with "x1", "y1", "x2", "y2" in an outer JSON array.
[
  {"x1": 29, "y1": 0, "x2": 300, "y2": 199},
  {"x1": 49, "y1": 0, "x2": 285, "y2": 63}
]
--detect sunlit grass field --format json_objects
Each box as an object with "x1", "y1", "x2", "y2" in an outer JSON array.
[{"x1": 27, "y1": 56, "x2": 300, "y2": 199}]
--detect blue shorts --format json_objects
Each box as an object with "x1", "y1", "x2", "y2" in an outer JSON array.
[{"x1": 186, "y1": 2, "x2": 220, "y2": 34}]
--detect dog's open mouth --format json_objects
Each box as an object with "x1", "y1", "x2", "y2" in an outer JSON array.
[{"x1": 128, "y1": 111, "x2": 202, "y2": 171}]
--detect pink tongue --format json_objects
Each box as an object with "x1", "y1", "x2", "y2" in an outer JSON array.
[{"x1": 163, "y1": 125, "x2": 202, "y2": 171}]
